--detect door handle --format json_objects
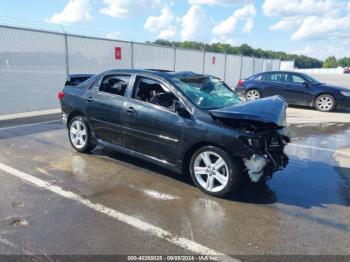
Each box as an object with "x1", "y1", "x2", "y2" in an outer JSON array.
[
  {"x1": 86, "y1": 96, "x2": 93, "y2": 102},
  {"x1": 126, "y1": 107, "x2": 135, "y2": 113}
]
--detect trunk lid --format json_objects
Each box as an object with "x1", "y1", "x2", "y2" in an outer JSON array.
[{"x1": 209, "y1": 96, "x2": 287, "y2": 128}]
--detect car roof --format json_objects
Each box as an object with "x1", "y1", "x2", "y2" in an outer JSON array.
[
  {"x1": 69, "y1": 74, "x2": 96, "y2": 79},
  {"x1": 102, "y1": 69, "x2": 205, "y2": 80},
  {"x1": 259, "y1": 71, "x2": 297, "y2": 74}
]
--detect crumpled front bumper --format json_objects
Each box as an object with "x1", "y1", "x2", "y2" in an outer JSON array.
[{"x1": 240, "y1": 127, "x2": 290, "y2": 182}]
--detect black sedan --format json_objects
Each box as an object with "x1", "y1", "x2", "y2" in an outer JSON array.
[
  {"x1": 235, "y1": 71, "x2": 350, "y2": 112},
  {"x1": 58, "y1": 69, "x2": 290, "y2": 197}
]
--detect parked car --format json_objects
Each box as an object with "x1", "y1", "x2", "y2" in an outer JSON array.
[
  {"x1": 235, "y1": 71, "x2": 350, "y2": 112},
  {"x1": 344, "y1": 67, "x2": 350, "y2": 74},
  {"x1": 65, "y1": 74, "x2": 95, "y2": 87},
  {"x1": 58, "y1": 69, "x2": 290, "y2": 197}
]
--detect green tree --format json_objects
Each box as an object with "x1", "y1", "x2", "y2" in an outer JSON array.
[
  {"x1": 323, "y1": 56, "x2": 338, "y2": 68},
  {"x1": 151, "y1": 39, "x2": 323, "y2": 69},
  {"x1": 338, "y1": 57, "x2": 350, "y2": 67}
]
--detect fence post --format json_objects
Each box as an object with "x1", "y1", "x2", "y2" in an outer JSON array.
[
  {"x1": 130, "y1": 41, "x2": 134, "y2": 69},
  {"x1": 223, "y1": 52, "x2": 227, "y2": 81},
  {"x1": 239, "y1": 54, "x2": 243, "y2": 79},
  {"x1": 278, "y1": 56, "x2": 282, "y2": 70},
  {"x1": 201, "y1": 47, "x2": 205, "y2": 74},
  {"x1": 292, "y1": 59, "x2": 295, "y2": 70},
  {"x1": 253, "y1": 56, "x2": 255, "y2": 74},
  {"x1": 169, "y1": 42, "x2": 176, "y2": 72},
  {"x1": 270, "y1": 57, "x2": 273, "y2": 71},
  {"x1": 64, "y1": 33, "x2": 70, "y2": 80}
]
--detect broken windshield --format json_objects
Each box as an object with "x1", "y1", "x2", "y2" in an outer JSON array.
[{"x1": 172, "y1": 76, "x2": 242, "y2": 110}]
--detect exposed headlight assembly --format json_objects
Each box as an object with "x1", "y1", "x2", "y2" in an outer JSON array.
[{"x1": 340, "y1": 91, "x2": 350, "y2": 96}]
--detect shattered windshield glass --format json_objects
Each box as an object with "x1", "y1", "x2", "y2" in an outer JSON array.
[{"x1": 172, "y1": 76, "x2": 242, "y2": 110}]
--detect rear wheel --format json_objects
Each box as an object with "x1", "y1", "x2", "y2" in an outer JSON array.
[
  {"x1": 245, "y1": 89, "x2": 261, "y2": 101},
  {"x1": 189, "y1": 146, "x2": 240, "y2": 197},
  {"x1": 314, "y1": 94, "x2": 335, "y2": 112},
  {"x1": 68, "y1": 116, "x2": 96, "y2": 153}
]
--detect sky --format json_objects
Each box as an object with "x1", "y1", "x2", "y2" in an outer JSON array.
[{"x1": 1, "y1": 0, "x2": 350, "y2": 60}]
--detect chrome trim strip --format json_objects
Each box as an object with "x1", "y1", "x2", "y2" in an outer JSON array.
[{"x1": 159, "y1": 135, "x2": 179, "y2": 143}]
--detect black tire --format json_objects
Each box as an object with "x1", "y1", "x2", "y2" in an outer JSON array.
[
  {"x1": 68, "y1": 116, "x2": 96, "y2": 153},
  {"x1": 189, "y1": 146, "x2": 241, "y2": 197},
  {"x1": 314, "y1": 94, "x2": 336, "y2": 112},
  {"x1": 245, "y1": 89, "x2": 261, "y2": 101}
]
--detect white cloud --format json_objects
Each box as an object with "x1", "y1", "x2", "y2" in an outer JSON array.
[
  {"x1": 144, "y1": 7, "x2": 174, "y2": 32},
  {"x1": 263, "y1": 0, "x2": 344, "y2": 17},
  {"x1": 291, "y1": 15, "x2": 350, "y2": 41},
  {"x1": 213, "y1": 4, "x2": 256, "y2": 36},
  {"x1": 100, "y1": 0, "x2": 162, "y2": 19},
  {"x1": 188, "y1": 0, "x2": 245, "y2": 6},
  {"x1": 159, "y1": 26, "x2": 176, "y2": 39},
  {"x1": 263, "y1": 0, "x2": 350, "y2": 43},
  {"x1": 212, "y1": 16, "x2": 237, "y2": 35},
  {"x1": 144, "y1": 7, "x2": 176, "y2": 39},
  {"x1": 181, "y1": 5, "x2": 213, "y2": 41},
  {"x1": 242, "y1": 17, "x2": 254, "y2": 33},
  {"x1": 269, "y1": 17, "x2": 302, "y2": 31},
  {"x1": 48, "y1": 0, "x2": 93, "y2": 24}
]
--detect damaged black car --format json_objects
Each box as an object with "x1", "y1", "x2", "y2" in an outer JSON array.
[{"x1": 59, "y1": 69, "x2": 290, "y2": 197}]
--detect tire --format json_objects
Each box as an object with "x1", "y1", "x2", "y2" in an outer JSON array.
[
  {"x1": 314, "y1": 94, "x2": 336, "y2": 112},
  {"x1": 189, "y1": 146, "x2": 241, "y2": 197},
  {"x1": 245, "y1": 89, "x2": 261, "y2": 101},
  {"x1": 68, "y1": 116, "x2": 96, "y2": 153}
]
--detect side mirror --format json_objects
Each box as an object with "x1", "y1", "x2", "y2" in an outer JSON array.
[
  {"x1": 303, "y1": 82, "x2": 309, "y2": 88},
  {"x1": 174, "y1": 101, "x2": 191, "y2": 118}
]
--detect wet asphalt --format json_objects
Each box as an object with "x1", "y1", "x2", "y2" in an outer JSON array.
[{"x1": 0, "y1": 114, "x2": 349, "y2": 258}]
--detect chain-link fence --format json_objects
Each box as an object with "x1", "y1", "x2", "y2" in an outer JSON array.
[{"x1": 0, "y1": 25, "x2": 282, "y2": 115}]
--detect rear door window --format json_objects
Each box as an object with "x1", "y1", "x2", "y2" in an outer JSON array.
[
  {"x1": 99, "y1": 75, "x2": 130, "y2": 96},
  {"x1": 262, "y1": 73, "x2": 283, "y2": 82}
]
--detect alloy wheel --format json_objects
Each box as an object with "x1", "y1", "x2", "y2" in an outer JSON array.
[
  {"x1": 193, "y1": 151, "x2": 229, "y2": 193},
  {"x1": 70, "y1": 120, "x2": 87, "y2": 149},
  {"x1": 316, "y1": 95, "x2": 334, "y2": 111},
  {"x1": 245, "y1": 89, "x2": 261, "y2": 101}
]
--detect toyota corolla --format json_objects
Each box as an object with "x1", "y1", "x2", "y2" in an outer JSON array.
[{"x1": 58, "y1": 69, "x2": 290, "y2": 197}]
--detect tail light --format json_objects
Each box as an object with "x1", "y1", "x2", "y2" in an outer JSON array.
[
  {"x1": 237, "y1": 79, "x2": 245, "y2": 86},
  {"x1": 58, "y1": 91, "x2": 64, "y2": 101}
]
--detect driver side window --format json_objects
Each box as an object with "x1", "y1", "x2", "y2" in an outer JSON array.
[{"x1": 132, "y1": 76, "x2": 178, "y2": 111}]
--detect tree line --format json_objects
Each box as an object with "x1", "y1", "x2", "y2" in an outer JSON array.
[
  {"x1": 323, "y1": 56, "x2": 350, "y2": 68},
  {"x1": 148, "y1": 40, "x2": 324, "y2": 69}
]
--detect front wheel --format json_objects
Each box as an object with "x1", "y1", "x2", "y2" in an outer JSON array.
[
  {"x1": 189, "y1": 146, "x2": 241, "y2": 197},
  {"x1": 68, "y1": 116, "x2": 96, "y2": 153},
  {"x1": 314, "y1": 94, "x2": 336, "y2": 112}
]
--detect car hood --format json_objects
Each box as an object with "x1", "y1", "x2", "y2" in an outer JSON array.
[{"x1": 209, "y1": 96, "x2": 287, "y2": 128}]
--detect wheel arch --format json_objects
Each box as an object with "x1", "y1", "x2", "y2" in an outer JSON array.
[{"x1": 67, "y1": 110, "x2": 86, "y2": 128}]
